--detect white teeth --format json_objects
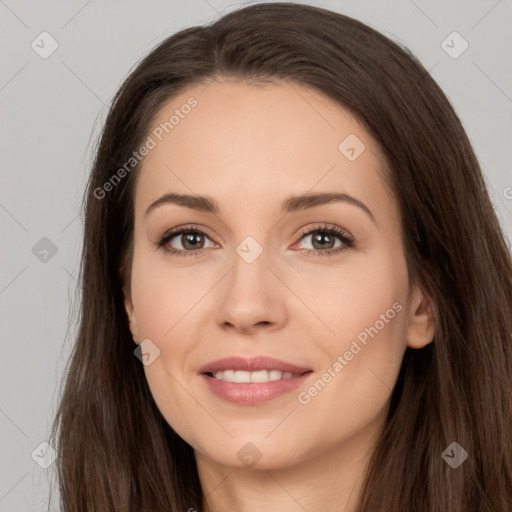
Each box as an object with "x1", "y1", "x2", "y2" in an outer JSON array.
[
  {"x1": 212, "y1": 369, "x2": 301, "y2": 383},
  {"x1": 234, "y1": 370, "x2": 251, "y2": 383},
  {"x1": 250, "y1": 370, "x2": 270, "y2": 382},
  {"x1": 268, "y1": 370, "x2": 282, "y2": 381},
  {"x1": 222, "y1": 370, "x2": 235, "y2": 381}
]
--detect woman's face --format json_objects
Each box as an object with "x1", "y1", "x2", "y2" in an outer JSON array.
[{"x1": 124, "y1": 78, "x2": 434, "y2": 471}]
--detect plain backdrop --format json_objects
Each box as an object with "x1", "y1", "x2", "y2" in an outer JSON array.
[{"x1": 1, "y1": 0, "x2": 511, "y2": 510}]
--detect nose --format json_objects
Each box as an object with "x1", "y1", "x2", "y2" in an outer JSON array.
[{"x1": 214, "y1": 248, "x2": 288, "y2": 335}]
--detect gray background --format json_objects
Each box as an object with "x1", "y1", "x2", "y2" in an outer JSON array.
[{"x1": 1, "y1": 0, "x2": 511, "y2": 510}]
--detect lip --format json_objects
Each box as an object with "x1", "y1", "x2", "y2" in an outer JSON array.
[
  {"x1": 199, "y1": 372, "x2": 313, "y2": 405},
  {"x1": 197, "y1": 356, "x2": 314, "y2": 405},
  {"x1": 197, "y1": 356, "x2": 312, "y2": 375}
]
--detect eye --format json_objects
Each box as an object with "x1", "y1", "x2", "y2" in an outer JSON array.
[
  {"x1": 156, "y1": 223, "x2": 354, "y2": 258},
  {"x1": 156, "y1": 225, "x2": 216, "y2": 257},
  {"x1": 292, "y1": 223, "x2": 354, "y2": 257}
]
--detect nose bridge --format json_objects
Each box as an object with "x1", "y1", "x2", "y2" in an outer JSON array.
[
  {"x1": 228, "y1": 235, "x2": 271, "y2": 301},
  {"x1": 215, "y1": 234, "x2": 287, "y2": 332}
]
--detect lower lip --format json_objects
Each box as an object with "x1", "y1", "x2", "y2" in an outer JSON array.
[{"x1": 199, "y1": 372, "x2": 313, "y2": 405}]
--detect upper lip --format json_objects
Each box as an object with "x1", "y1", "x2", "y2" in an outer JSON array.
[{"x1": 198, "y1": 356, "x2": 312, "y2": 375}]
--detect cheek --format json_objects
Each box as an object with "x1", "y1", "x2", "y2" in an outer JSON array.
[
  {"x1": 298, "y1": 248, "x2": 409, "y2": 430},
  {"x1": 295, "y1": 244, "x2": 409, "y2": 352},
  {"x1": 130, "y1": 244, "x2": 201, "y2": 341},
  {"x1": 129, "y1": 249, "x2": 203, "y2": 438}
]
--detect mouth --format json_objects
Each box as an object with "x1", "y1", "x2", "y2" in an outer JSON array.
[{"x1": 197, "y1": 356, "x2": 314, "y2": 405}]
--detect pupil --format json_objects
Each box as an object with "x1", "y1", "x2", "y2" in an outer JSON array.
[
  {"x1": 313, "y1": 231, "x2": 334, "y2": 250},
  {"x1": 183, "y1": 232, "x2": 203, "y2": 250}
]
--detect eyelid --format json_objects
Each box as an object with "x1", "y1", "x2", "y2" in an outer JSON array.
[
  {"x1": 158, "y1": 223, "x2": 217, "y2": 242},
  {"x1": 156, "y1": 224, "x2": 218, "y2": 248},
  {"x1": 294, "y1": 222, "x2": 353, "y2": 243}
]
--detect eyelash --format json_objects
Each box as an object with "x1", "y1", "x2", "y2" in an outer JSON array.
[{"x1": 156, "y1": 223, "x2": 355, "y2": 258}]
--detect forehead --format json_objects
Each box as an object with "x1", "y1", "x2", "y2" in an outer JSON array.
[{"x1": 133, "y1": 79, "x2": 391, "y2": 216}]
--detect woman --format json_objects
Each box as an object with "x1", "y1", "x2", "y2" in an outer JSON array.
[{"x1": 49, "y1": 2, "x2": 512, "y2": 510}]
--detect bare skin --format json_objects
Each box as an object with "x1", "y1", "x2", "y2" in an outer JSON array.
[{"x1": 124, "y1": 78, "x2": 435, "y2": 512}]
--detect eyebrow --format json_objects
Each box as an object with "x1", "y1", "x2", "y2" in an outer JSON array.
[{"x1": 144, "y1": 191, "x2": 376, "y2": 224}]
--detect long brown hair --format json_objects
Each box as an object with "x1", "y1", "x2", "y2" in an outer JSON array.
[{"x1": 48, "y1": 2, "x2": 512, "y2": 510}]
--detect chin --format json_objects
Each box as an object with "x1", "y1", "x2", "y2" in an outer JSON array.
[{"x1": 196, "y1": 438, "x2": 309, "y2": 472}]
